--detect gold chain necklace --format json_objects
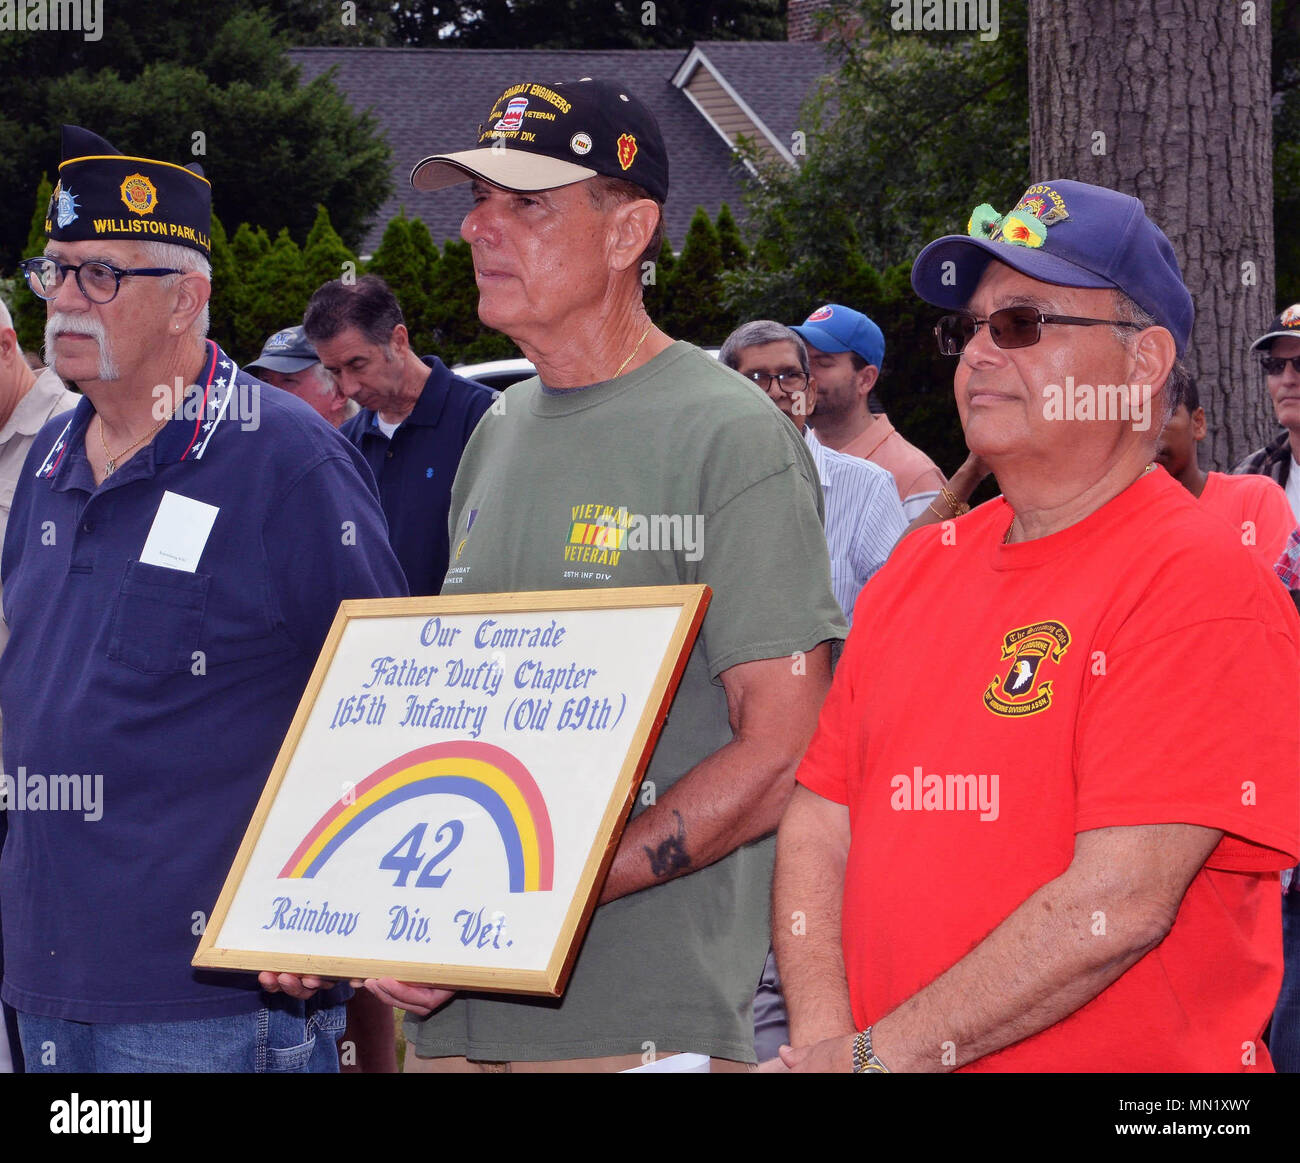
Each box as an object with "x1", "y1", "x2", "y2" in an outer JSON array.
[
  {"x1": 1003, "y1": 463, "x2": 1156, "y2": 545},
  {"x1": 613, "y1": 323, "x2": 654, "y2": 378},
  {"x1": 98, "y1": 398, "x2": 176, "y2": 475}
]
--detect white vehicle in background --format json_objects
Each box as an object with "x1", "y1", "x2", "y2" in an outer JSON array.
[
  {"x1": 452, "y1": 357, "x2": 537, "y2": 392},
  {"x1": 455, "y1": 349, "x2": 721, "y2": 392}
]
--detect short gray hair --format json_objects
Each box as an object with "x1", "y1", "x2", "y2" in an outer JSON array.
[
  {"x1": 137, "y1": 240, "x2": 211, "y2": 339},
  {"x1": 1113, "y1": 291, "x2": 1187, "y2": 426},
  {"x1": 720, "y1": 320, "x2": 809, "y2": 375}
]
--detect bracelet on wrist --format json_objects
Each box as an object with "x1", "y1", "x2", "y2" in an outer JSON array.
[{"x1": 940, "y1": 486, "x2": 970, "y2": 516}]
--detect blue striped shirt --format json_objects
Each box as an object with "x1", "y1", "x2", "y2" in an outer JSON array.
[{"x1": 805, "y1": 428, "x2": 907, "y2": 622}]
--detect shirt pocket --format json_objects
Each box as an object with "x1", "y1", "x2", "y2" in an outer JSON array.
[{"x1": 107, "y1": 560, "x2": 210, "y2": 674}]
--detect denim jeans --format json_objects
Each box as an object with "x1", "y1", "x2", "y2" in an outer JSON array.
[
  {"x1": 17, "y1": 993, "x2": 346, "y2": 1073},
  {"x1": 1272, "y1": 888, "x2": 1300, "y2": 1073}
]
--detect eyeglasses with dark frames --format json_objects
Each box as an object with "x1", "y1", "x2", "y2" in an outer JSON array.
[
  {"x1": 744, "y1": 370, "x2": 810, "y2": 394},
  {"x1": 934, "y1": 306, "x2": 1142, "y2": 356},
  {"x1": 19, "y1": 257, "x2": 182, "y2": 305},
  {"x1": 1259, "y1": 354, "x2": 1300, "y2": 376}
]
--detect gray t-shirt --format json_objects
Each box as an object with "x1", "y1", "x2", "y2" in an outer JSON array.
[{"x1": 410, "y1": 341, "x2": 846, "y2": 1062}]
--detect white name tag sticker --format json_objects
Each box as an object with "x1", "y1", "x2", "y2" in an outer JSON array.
[{"x1": 139, "y1": 491, "x2": 219, "y2": 573}]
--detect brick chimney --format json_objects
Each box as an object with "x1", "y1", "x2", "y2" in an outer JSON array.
[{"x1": 787, "y1": 0, "x2": 833, "y2": 42}]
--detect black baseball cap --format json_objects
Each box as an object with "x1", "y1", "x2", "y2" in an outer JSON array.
[
  {"x1": 410, "y1": 79, "x2": 669, "y2": 203},
  {"x1": 1250, "y1": 305, "x2": 1300, "y2": 352}
]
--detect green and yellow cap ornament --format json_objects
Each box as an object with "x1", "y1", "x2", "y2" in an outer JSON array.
[
  {"x1": 45, "y1": 125, "x2": 211, "y2": 258},
  {"x1": 911, "y1": 179, "x2": 1194, "y2": 356}
]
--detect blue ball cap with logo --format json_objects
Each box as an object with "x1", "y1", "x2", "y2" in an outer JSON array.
[
  {"x1": 792, "y1": 303, "x2": 885, "y2": 368},
  {"x1": 909, "y1": 179, "x2": 1194, "y2": 356}
]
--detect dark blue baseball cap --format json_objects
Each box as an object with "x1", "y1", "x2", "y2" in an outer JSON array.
[
  {"x1": 910, "y1": 179, "x2": 1193, "y2": 356},
  {"x1": 792, "y1": 304, "x2": 885, "y2": 368},
  {"x1": 247, "y1": 325, "x2": 319, "y2": 374}
]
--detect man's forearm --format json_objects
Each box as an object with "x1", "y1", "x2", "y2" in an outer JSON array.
[
  {"x1": 870, "y1": 826, "x2": 1220, "y2": 1071},
  {"x1": 597, "y1": 647, "x2": 833, "y2": 904},
  {"x1": 772, "y1": 786, "x2": 856, "y2": 1046},
  {"x1": 597, "y1": 732, "x2": 796, "y2": 903}
]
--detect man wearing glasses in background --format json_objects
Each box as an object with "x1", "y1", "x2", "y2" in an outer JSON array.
[
  {"x1": 770, "y1": 179, "x2": 1300, "y2": 1072},
  {"x1": 1236, "y1": 307, "x2": 1300, "y2": 523},
  {"x1": 0, "y1": 126, "x2": 405, "y2": 1072},
  {"x1": 720, "y1": 320, "x2": 906, "y2": 625}
]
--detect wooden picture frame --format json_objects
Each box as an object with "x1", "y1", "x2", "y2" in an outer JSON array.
[{"x1": 193, "y1": 585, "x2": 709, "y2": 997}]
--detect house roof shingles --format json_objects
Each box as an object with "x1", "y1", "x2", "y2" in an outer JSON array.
[{"x1": 288, "y1": 46, "x2": 759, "y2": 254}]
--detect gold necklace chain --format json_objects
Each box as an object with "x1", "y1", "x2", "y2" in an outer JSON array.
[
  {"x1": 614, "y1": 323, "x2": 654, "y2": 378},
  {"x1": 1003, "y1": 463, "x2": 1156, "y2": 545},
  {"x1": 98, "y1": 398, "x2": 176, "y2": 475}
]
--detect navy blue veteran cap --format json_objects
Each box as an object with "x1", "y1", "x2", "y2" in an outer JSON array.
[
  {"x1": 410, "y1": 79, "x2": 669, "y2": 203},
  {"x1": 247, "y1": 326, "x2": 319, "y2": 374},
  {"x1": 792, "y1": 304, "x2": 885, "y2": 369},
  {"x1": 910, "y1": 179, "x2": 1193, "y2": 356},
  {"x1": 46, "y1": 125, "x2": 211, "y2": 257}
]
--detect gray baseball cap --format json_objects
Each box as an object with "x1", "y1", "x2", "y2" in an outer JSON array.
[{"x1": 247, "y1": 325, "x2": 319, "y2": 374}]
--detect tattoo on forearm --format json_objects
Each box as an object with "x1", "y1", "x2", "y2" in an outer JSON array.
[{"x1": 644, "y1": 809, "x2": 691, "y2": 878}]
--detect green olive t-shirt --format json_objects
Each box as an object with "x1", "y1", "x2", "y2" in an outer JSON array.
[{"x1": 407, "y1": 341, "x2": 846, "y2": 1062}]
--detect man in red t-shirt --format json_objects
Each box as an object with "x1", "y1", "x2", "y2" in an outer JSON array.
[
  {"x1": 771, "y1": 179, "x2": 1300, "y2": 1073},
  {"x1": 1156, "y1": 374, "x2": 1296, "y2": 565}
]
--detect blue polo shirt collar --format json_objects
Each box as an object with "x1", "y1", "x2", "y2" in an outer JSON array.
[{"x1": 35, "y1": 340, "x2": 241, "y2": 493}]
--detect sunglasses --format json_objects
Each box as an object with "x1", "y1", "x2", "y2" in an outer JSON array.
[
  {"x1": 934, "y1": 307, "x2": 1141, "y2": 355},
  {"x1": 1260, "y1": 355, "x2": 1300, "y2": 375}
]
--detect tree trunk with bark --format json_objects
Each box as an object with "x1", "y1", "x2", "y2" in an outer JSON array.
[{"x1": 1028, "y1": 0, "x2": 1275, "y2": 469}]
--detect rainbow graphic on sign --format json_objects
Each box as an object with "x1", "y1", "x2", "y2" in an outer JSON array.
[{"x1": 279, "y1": 741, "x2": 554, "y2": 893}]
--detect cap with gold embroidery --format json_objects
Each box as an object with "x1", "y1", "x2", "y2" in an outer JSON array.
[
  {"x1": 46, "y1": 125, "x2": 212, "y2": 257},
  {"x1": 410, "y1": 79, "x2": 669, "y2": 203},
  {"x1": 911, "y1": 179, "x2": 1193, "y2": 356}
]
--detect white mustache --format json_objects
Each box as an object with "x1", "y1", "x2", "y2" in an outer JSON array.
[
  {"x1": 46, "y1": 312, "x2": 108, "y2": 339},
  {"x1": 44, "y1": 312, "x2": 118, "y2": 380}
]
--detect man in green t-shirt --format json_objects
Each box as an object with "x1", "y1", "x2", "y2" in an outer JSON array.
[{"x1": 351, "y1": 79, "x2": 846, "y2": 1070}]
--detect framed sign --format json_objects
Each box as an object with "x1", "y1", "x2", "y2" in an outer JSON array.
[{"x1": 194, "y1": 585, "x2": 709, "y2": 996}]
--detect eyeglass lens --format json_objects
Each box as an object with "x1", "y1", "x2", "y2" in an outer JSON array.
[
  {"x1": 1261, "y1": 355, "x2": 1300, "y2": 375},
  {"x1": 25, "y1": 259, "x2": 120, "y2": 303},
  {"x1": 937, "y1": 307, "x2": 1042, "y2": 355}
]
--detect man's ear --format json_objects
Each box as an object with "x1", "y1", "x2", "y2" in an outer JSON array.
[
  {"x1": 856, "y1": 363, "x2": 879, "y2": 399},
  {"x1": 608, "y1": 200, "x2": 659, "y2": 274},
  {"x1": 0, "y1": 327, "x2": 19, "y2": 363},
  {"x1": 1128, "y1": 326, "x2": 1177, "y2": 411},
  {"x1": 168, "y1": 272, "x2": 210, "y2": 335},
  {"x1": 390, "y1": 324, "x2": 411, "y2": 357},
  {"x1": 1191, "y1": 405, "x2": 1207, "y2": 441}
]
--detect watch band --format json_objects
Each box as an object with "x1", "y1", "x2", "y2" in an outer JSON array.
[{"x1": 852, "y1": 1026, "x2": 890, "y2": 1073}]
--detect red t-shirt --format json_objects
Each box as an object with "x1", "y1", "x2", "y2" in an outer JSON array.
[
  {"x1": 1199, "y1": 471, "x2": 1296, "y2": 567},
  {"x1": 796, "y1": 469, "x2": 1300, "y2": 1072}
]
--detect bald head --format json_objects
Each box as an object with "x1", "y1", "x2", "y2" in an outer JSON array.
[{"x1": 0, "y1": 295, "x2": 37, "y2": 427}]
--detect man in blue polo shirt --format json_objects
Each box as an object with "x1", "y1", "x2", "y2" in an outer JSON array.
[
  {"x1": 0, "y1": 126, "x2": 407, "y2": 1072},
  {"x1": 304, "y1": 276, "x2": 496, "y2": 595}
]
